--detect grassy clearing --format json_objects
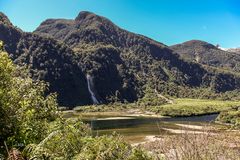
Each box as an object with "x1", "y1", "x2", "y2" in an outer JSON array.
[
  {"x1": 73, "y1": 103, "x2": 136, "y2": 113},
  {"x1": 148, "y1": 98, "x2": 240, "y2": 117},
  {"x1": 71, "y1": 98, "x2": 240, "y2": 121}
]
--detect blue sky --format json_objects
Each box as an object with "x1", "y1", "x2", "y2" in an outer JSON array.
[{"x1": 0, "y1": 0, "x2": 240, "y2": 48}]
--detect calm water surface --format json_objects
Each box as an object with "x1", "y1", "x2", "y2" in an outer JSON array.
[{"x1": 82, "y1": 114, "x2": 220, "y2": 143}]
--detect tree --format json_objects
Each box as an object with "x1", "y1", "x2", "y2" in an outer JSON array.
[{"x1": 137, "y1": 84, "x2": 167, "y2": 107}]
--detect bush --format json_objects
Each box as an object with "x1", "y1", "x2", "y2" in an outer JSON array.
[
  {"x1": 23, "y1": 118, "x2": 90, "y2": 159},
  {"x1": 0, "y1": 42, "x2": 58, "y2": 156},
  {"x1": 217, "y1": 109, "x2": 240, "y2": 128},
  {"x1": 23, "y1": 122, "x2": 152, "y2": 160},
  {"x1": 137, "y1": 85, "x2": 168, "y2": 107},
  {"x1": 73, "y1": 134, "x2": 152, "y2": 160}
]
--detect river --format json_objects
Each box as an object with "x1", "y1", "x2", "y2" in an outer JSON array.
[{"x1": 81, "y1": 113, "x2": 221, "y2": 144}]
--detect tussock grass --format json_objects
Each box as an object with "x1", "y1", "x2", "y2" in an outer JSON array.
[{"x1": 139, "y1": 128, "x2": 240, "y2": 160}]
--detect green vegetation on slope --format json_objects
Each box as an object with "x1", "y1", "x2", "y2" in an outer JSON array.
[
  {"x1": 34, "y1": 11, "x2": 240, "y2": 104},
  {"x1": 1, "y1": 11, "x2": 240, "y2": 107},
  {"x1": 0, "y1": 42, "x2": 152, "y2": 159},
  {"x1": 170, "y1": 40, "x2": 240, "y2": 73},
  {"x1": 0, "y1": 15, "x2": 92, "y2": 107}
]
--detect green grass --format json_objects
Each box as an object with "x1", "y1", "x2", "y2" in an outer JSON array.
[
  {"x1": 71, "y1": 98, "x2": 240, "y2": 119},
  {"x1": 73, "y1": 103, "x2": 137, "y2": 113},
  {"x1": 149, "y1": 98, "x2": 240, "y2": 117}
]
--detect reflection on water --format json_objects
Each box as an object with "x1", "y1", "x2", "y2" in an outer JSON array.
[
  {"x1": 83, "y1": 114, "x2": 220, "y2": 143},
  {"x1": 86, "y1": 114, "x2": 218, "y2": 130}
]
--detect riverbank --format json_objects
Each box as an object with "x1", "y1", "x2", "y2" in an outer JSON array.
[
  {"x1": 63, "y1": 110, "x2": 227, "y2": 143},
  {"x1": 128, "y1": 121, "x2": 240, "y2": 159},
  {"x1": 137, "y1": 129, "x2": 240, "y2": 160},
  {"x1": 62, "y1": 101, "x2": 240, "y2": 159},
  {"x1": 148, "y1": 98, "x2": 240, "y2": 117},
  {"x1": 63, "y1": 109, "x2": 166, "y2": 119},
  {"x1": 68, "y1": 98, "x2": 240, "y2": 122}
]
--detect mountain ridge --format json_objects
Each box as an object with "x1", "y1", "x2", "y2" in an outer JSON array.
[
  {"x1": 227, "y1": 48, "x2": 240, "y2": 54},
  {"x1": 1, "y1": 11, "x2": 240, "y2": 107},
  {"x1": 33, "y1": 11, "x2": 240, "y2": 99},
  {"x1": 170, "y1": 40, "x2": 240, "y2": 72},
  {"x1": 0, "y1": 12, "x2": 92, "y2": 107}
]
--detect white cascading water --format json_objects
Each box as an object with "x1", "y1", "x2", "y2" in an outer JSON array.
[{"x1": 86, "y1": 74, "x2": 100, "y2": 104}]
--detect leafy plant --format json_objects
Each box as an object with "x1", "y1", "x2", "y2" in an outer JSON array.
[{"x1": 0, "y1": 41, "x2": 58, "y2": 156}]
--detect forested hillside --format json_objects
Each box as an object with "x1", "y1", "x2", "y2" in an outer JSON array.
[
  {"x1": 1, "y1": 11, "x2": 240, "y2": 107},
  {"x1": 0, "y1": 42, "x2": 151, "y2": 159},
  {"x1": 170, "y1": 40, "x2": 240, "y2": 72},
  {"x1": 34, "y1": 11, "x2": 240, "y2": 100},
  {"x1": 0, "y1": 12, "x2": 92, "y2": 107}
]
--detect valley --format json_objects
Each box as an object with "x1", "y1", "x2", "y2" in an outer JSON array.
[
  {"x1": 63, "y1": 104, "x2": 240, "y2": 159},
  {"x1": 0, "y1": 8, "x2": 240, "y2": 160},
  {"x1": 63, "y1": 97, "x2": 240, "y2": 145}
]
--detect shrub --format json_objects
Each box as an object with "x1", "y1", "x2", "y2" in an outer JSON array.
[{"x1": 0, "y1": 42, "x2": 58, "y2": 156}]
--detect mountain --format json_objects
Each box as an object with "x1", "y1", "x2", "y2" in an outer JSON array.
[
  {"x1": 1, "y1": 11, "x2": 240, "y2": 107},
  {"x1": 0, "y1": 12, "x2": 92, "y2": 107},
  {"x1": 170, "y1": 40, "x2": 240, "y2": 72},
  {"x1": 227, "y1": 48, "x2": 240, "y2": 54},
  {"x1": 0, "y1": 12, "x2": 13, "y2": 26},
  {"x1": 35, "y1": 11, "x2": 240, "y2": 91}
]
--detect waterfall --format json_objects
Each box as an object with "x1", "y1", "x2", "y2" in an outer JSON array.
[{"x1": 86, "y1": 74, "x2": 100, "y2": 104}]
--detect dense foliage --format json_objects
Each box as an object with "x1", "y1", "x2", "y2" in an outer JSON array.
[
  {"x1": 217, "y1": 106, "x2": 240, "y2": 128},
  {"x1": 0, "y1": 41, "x2": 58, "y2": 155},
  {"x1": 0, "y1": 43, "x2": 152, "y2": 159},
  {"x1": 137, "y1": 85, "x2": 168, "y2": 106},
  {"x1": 0, "y1": 16, "x2": 91, "y2": 107},
  {"x1": 170, "y1": 40, "x2": 240, "y2": 72},
  {"x1": 78, "y1": 44, "x2": 139, "y2": 103},
  {"x1": 1, "y1": 11, "x2": 240, "y2": 107},
  {"x1": 35, "y1": 11, "x2": 240, "y2": 104}
]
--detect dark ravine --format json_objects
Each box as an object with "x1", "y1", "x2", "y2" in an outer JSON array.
[{"x1": 1, "y1": 11, "x2": 240, "y2": 107}]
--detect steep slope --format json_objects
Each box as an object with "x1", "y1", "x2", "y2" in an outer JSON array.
[
  {"x1": 35, "y1": 11, "x2": 240, "y2": 99},
  {"x1": 170, "y1": 40, "x2": 240, "y2": 72},
  {"x1": 0, "y1": 12, "x2": 13, "y2": 26},
  {"x1": 1, "y1": 11, "x2": 240, "y2": 106},
  {"x1": 0, "y1": 12, "x2": 92, "y2": 107}
]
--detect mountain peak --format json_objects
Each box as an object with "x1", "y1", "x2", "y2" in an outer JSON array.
[
  {"x1": 75, "y1": 11, "x2": 107, "y2": 23},
  {"x1": 183, "y1": 40, "x2": 212, "y2": 45},
  {"x1": 0, "y1": 12, "x2": 13, "y2": 26},
  {"x1": 180, "y1": 40, "x2": 217, "y2": 50},
  {"x1": 74, "y1": 11, "x2": 113, "y2": 26},
  {"x1": 75, "y1": 11, "x2": 96, "y2": 21}
]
